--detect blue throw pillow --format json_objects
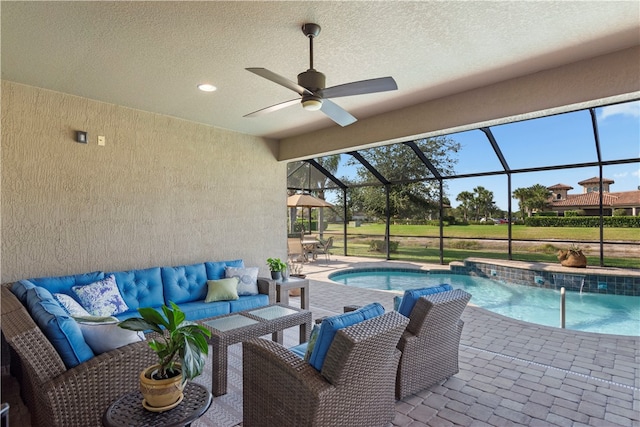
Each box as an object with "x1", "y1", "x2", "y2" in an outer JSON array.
[
  {"x1": 308, "y1": 302, "x2": 384, "y2": 372},
  {"x1": 397, "y1": 284, "x2": 453, "y2": 317},
  {"x1": 25, "y1": 287, "x2": 95, "y2": 368}
]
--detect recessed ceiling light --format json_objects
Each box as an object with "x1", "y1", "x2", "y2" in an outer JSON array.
[{"x1": 197, "y1": 83, "x2": 217, "y2": 92}]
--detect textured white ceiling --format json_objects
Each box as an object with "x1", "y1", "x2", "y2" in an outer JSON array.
[{"x1": 2, "y1": 1, "x2": 639, "y2": 140}]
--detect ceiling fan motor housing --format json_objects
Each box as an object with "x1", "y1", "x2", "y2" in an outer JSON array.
[{"x1": 297, "y1": 69, "x2": 325, "y2": 92}]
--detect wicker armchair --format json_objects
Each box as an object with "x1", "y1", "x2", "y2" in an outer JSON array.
[
  {"x1": 395, "y1": 289, "x2": 471, "y2": 398},
  {"x1": 242, "y1": 310, "x2": 409, "y2": 427},
  {"x1": 1, "y1": 284, "x2": 157, "y2": 427}
]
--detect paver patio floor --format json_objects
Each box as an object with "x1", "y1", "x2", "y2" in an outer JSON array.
[{"x1": 301, "y1": 256, "x2": 639, "y2": 427}]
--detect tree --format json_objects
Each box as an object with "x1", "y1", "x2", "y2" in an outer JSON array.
[
  {"x1": 345, "y1": 137, "x2": 460, "y2": 222},
  {"x1": 473, "y1": 186, "x2": 496, "y2": 220},
  {"x1": 512, "y1": 184, "x2": 551, "y2": 217},
  {"x1": 456, "y1": 191, "x2": 475, "y2": 221},
  {"x1": 312, "y1": 155, "x2": 340, "y2": 237}
]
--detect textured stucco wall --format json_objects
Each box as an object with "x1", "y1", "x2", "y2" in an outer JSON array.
[{"x1": 1, "y1": 81, "x2": 286, "y2": 282}]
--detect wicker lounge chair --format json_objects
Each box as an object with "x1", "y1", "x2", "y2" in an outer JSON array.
[
  {"x1": 395, "y1": 289, "x2": 471, "y2": 398},
  {"x1": 242, "y1": 310, "x2": 409, "y2": 427},
  {"x1": 1, "y1": 284, "x2": 157, "y2": 427}
]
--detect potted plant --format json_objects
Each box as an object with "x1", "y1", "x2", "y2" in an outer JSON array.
[
  {"x1": 266, "y1": 257, "x2": 287, "y2": 281},
  {"x1": 119, "y1": 302, "x2": 211, "y2": 409},
  {"x1": 557, "y1": 243, "x2": 587, "y2": 268},
  {"x1": 287, "y1": 261, "x2": 305, "y2": 296}
]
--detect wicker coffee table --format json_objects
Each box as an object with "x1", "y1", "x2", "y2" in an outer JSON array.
[{"x1": 199, "y1": 303, "x2": 311, "y2": 396}]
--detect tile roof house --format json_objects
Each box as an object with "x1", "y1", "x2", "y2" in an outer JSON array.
[{"x1": 548, "y1": 177, "x2": 640, "y2": 216}]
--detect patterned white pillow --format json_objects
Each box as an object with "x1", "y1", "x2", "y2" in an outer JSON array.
[
  {"x1": 72, "y1": 274, "x2": 129, "y2": 316},
  {"x1": 54, "y1": 293, "x2": 91, "y2": 317},
  {"x1": 225, "y1": 266, "x2": 259, "y2": 295}
]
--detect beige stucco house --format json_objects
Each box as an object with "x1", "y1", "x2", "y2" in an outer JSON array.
[{"x1": 548, "y1": 177, "x2": 640, "y2": 216}]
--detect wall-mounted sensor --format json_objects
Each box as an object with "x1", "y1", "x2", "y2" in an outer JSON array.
[{"x1": 75, "y1": 131, "x2": 87, "y2": 143}]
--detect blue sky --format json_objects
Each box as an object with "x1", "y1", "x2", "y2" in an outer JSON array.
[{"x1": 322, "y1": 100, "x2": 639, "y2": 211}]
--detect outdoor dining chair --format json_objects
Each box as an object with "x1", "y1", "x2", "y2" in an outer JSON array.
[{"x1": 314, "y1": 236, "x2": 334, "y2": 263}]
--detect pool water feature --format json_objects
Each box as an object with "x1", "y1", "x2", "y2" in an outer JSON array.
[{"x1": 329, "y1": 269, "x2": 640, "y2": 337}]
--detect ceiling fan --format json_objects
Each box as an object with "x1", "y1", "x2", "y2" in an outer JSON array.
[{"x1": 244, "y1": 23, "x2": 398, "y2": 127}]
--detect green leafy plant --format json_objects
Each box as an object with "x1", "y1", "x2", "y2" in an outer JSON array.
[
  {"x1": 567, "y1": 243, "x2": 583, "y2": 255},
  {"x1": 266, "y1": 257, "x2": 287, "y2": 272},
  {"x1": 119, "y1": 302, "x2": 211, "y2": 381}
]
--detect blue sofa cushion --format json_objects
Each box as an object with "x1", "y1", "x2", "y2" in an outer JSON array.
[
  {"x1": 161, "y1": 263, "x2": 208, "y2": 305},
  {"x1": 308, "y1": 302, "x2": 385, "y2": 372},
  {"x1": 25, "y1": 287, "x2": 95, "y2": 368},
  {"x1": 109, "y1": 267, "x2": 165, "y2": 312},
  {"x1": 173, "y1": 300, "x2": 231, "y2": 321},
  {"x1": 229, "y1": 294, "x2": 269, "y2": 312},
  {"x1": 29, "y1": 271, "x2": 106, "y2": 295},
  {"x1": 11, "y1": 279, "x2": 36, "y2": 304},
  {"x1": 397, "y1": 284, "x2": 453, "y2": 317},
  {"x1": 205, "y1": 259, "x2": 244, "y2": 280}
]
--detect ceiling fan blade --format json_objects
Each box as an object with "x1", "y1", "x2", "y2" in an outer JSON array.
[
  {"x1": 319, "y1": 77, "x2": 398, "y2": 99},
  {"x1": 320, "y1": 99, "x2": 357, "y2": 127},
  {"x1": 244, "y1": 99, "x2": 300, "y2": 117},
  {"x1": 246, "y1": 68, "x2": 313, "y2": 96}
]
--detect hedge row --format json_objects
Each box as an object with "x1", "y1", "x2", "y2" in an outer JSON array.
[{"x1": 524, "y1": 216, "x2": 640, "y2": 228}]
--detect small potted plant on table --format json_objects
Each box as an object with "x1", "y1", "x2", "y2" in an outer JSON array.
[
  {"x1": 266, "y1": 257, "x2": 287, "y2": 281},
  {"x1": 119, "y1": 302, "x2": 211, "y2": 410}
]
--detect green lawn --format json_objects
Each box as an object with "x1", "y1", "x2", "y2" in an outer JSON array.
[
  {"x1": 321, "y1": 223, "x2": 639, "y2": 269},
  {"x1": 325, "y1": 223, "x2": 638, "y2": 241}
]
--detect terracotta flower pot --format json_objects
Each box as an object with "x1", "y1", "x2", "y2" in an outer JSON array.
[
  {"x1": 139, "y1": 364, "x2": 185, "y2": 409},
  {"x1": 557, "y1": 250, "x2": 587, "y2": 268}
]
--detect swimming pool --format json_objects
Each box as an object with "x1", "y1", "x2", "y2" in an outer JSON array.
[{"x1": 329, "y1": 269, "x2": 640, "y2": 336}]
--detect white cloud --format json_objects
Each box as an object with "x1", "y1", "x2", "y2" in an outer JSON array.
[
  {"x1": 632, "y1": 169, "x2": 640, "y2": 178},
  {"x1": 599, "y1": 101, "x2": 640, "y2": 120}
]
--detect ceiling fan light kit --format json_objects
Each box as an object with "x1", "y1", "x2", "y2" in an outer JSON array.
[
  {"x1": 244, "y1": 23, "x2": 397, "y2": 127},
  {"x1": 302, "y1": 97, "x2": 323, "y2": 111}
]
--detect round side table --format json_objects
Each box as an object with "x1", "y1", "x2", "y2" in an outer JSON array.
[{"x1": 103, "y1": 381, "x2": 212, "y2": 427}]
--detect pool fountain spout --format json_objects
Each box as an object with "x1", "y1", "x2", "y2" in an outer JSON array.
[{"x1": 552, "y1": 273, "x2": 586, "y2": 294}]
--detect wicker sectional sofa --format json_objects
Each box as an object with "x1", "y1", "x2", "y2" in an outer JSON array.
[{"x1": 1, "y1": 259, "x2": 275, "y2": 427}]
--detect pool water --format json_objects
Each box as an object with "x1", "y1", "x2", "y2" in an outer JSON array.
[{"x1": 330, "y1": 270, "x2": 640, "y2": 336}]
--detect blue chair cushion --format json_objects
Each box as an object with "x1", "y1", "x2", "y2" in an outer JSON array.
[
  {"x1": 308, "y1": 302, "x2": 384, "y2": 372},
  {"x1": 289, "y1": 342, "x2": 307, "y2": 360},
  {"x1": 161, "y1": 263, "x2": 208, "y2": 304},
  {"x1": 25, "y1": 286, "x2": 94, "y2": 368},
  {"x1": 397, "y1": 284, "x2": 453, "y2": 317}
]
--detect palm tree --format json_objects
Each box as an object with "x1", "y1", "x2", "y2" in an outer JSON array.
[
  {"x1": 474, "y1": 186, "x2": 495, "y2": 221},
  {"x1": 456, "y1": 191, "x2": 475, "y2": 221},
  {"x1": 512, "y1": 187, "x2": 530, "y2": 219}
]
